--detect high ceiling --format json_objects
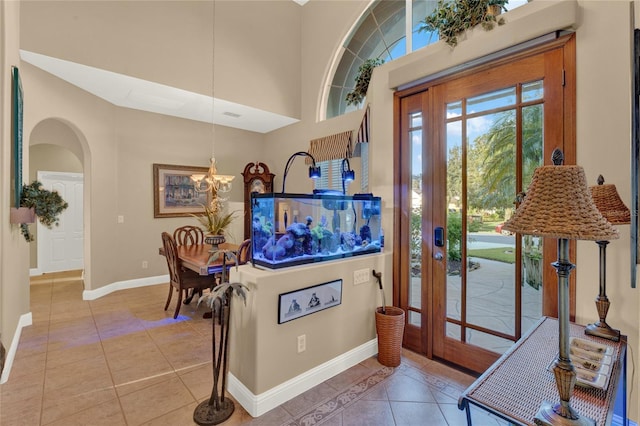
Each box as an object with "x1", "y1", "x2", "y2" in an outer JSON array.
[{"x1": 21, "y1": 50, "x2": 299, "y2": 134}]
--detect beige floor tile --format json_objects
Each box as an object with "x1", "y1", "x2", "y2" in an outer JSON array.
[
  {"x1": 100, "y1": 329, "x2": 154, "y2": 354},
  {"x1": 9, "y1": 349, "x2": 47, "y2": 379},
  {"x1": 178, "y1": 362, "x2": 214, "y2": 401},
  {"x1": 105, "y1": 345, "x2": 174, "y2": 387},
  {"x1": 119, "y1": 375, "x2": 196, "y2": 425},
  {"x1": 0, "y1": 370, "x2": 45, "y2": 405},
  {"x1": 115, "y1": 370, "x2": 178, "y2": 398},
  {"x1": 44, "y1": 398, "x2": 126, "y2": 426},
  {"x1": 45, "y1": 341, "x2": 104, "y2": 369},
  {"x1": 0, "y1": 394, "x2": 43, "y2": 426},
  {"x1": 138, "y1": 401, "x2": 199, "y2": 426},
  {"x1": 43, "y1": 354, "x2": 112, "y2": 393},
  {"x1": 41, "y1": 387, "x2": 118, "y2": 425}
]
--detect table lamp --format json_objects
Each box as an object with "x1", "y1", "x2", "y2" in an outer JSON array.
[
  {"x1": 585, "y1": 175, "x2": 630, "y2": 341},
  {"x1": 502, "y1": 149, "x2": 618, "y2": 426}
]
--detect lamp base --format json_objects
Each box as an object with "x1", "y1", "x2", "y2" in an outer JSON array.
[
  {"x1": 534, "y1": 401, "x2": 595, "y2": 426},
  {"x1": 585, "y1": 321, "x2": 620, "y2": 342}
]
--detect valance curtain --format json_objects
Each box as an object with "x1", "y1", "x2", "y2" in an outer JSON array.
[
  {"x1": 306, "y1": 106, "x2": 371, "y2": 163},
  {"x1": 306, "y1": 130, "x2": 353, "y2": 164},
  {"x1": 353, "y1": 105, "x2": 370, "y2": 157}
]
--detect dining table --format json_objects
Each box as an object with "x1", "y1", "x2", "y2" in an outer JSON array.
[
  {"x1": 158, "y1": 241, "x2": 240, "y2": 305},
  {"x1": 158, "y1": 242, "x2": 239, "y2": 276}
]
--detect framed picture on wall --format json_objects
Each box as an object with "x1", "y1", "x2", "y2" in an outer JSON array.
[
  {"x1": 153, "y1": 163, "x2": 211, "y2": 218},
  {"x1": 278, "y1": 279, "x2": 342, "y2": 324},
  {"x1": 11, "y1": 66, "x2": 23, "y2": 208}
]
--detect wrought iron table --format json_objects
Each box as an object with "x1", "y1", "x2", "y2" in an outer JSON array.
[{"x1": 458, "y1": 316, "x2": 627, "y2": 425}]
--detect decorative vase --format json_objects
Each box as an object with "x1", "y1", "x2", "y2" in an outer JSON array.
[
  {"x1": 205, "y1": 234, "x2": 226, "y2": 251},
  {"x1": 375, "y1": 306, "x2": 405, "y2": 367}
]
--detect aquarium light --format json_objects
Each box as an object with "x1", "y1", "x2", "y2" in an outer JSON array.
[{"x1": 281, "y1": 151, "x2": 321, "y2": 193}]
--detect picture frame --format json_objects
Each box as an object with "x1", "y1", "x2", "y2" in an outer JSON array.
[
  {"x1": 632, "y1": 29, "x2": 640, "y2": 288},
  {"x1": 278, "y1": 279, "x2": 342, "y2": 324},
  {"x1": 153, "y1": 163, "x2": 211, "y2": 218},
  {"x1": 11, "y1": 66, "x2": 23, "y2": 208}
]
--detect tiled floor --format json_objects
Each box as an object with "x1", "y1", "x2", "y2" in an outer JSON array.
[{"x1": 0, "y1": 271, "x2": 508, "y2": 425}]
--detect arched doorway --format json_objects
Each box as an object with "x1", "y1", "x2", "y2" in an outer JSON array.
[{"x1": 28, "y1": 118, "x2": 90, "y2": 278}]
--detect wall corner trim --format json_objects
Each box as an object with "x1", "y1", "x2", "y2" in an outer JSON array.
[
  {"x1": 82, "y1": 274, "x2": 168, "y2": 300},
  {"x1": 0, "y1": 312, "x2": 33, "y2": 384}
]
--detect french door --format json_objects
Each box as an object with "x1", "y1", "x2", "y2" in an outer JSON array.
[{"x1": 394, "y1": 34, "x2": 576, "y2": 372}]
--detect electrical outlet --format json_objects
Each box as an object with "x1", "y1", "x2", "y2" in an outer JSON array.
[
  {"x1": 353, "y1": 268, "x2": 370, "y2": 285},
  {"x1": 142, "y1": 261, "x2": 148, "y2": 269},
  {"x1": 297, "y1": 334, "x2": 306, "y2": 353},
  {"x1": 117, "y1": 215, "x2": 124, "y2": 224}
]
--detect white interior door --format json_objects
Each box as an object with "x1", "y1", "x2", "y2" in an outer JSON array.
[{"x1": 37, "y1": 171, "x2": 84, "y2": 273}]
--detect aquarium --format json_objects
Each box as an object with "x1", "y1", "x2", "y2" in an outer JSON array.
[{"x1": 250, "y1": 192, "x2": 382, "y2": 269}]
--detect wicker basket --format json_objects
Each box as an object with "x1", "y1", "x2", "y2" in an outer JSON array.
[{"x1": 375, "y1": 306, "x2": 405, "y2": 367}]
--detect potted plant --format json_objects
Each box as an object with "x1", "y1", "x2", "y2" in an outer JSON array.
[
  {"x1": 193, "y1": 202, "x2": 238, "y2": 249},
  {"x1": 13, "y1": 180, "x2": 69, "y2": 242},
  {"x1": 419, "y1": 0, "x2": 507, "y2": 47},
  {"x1": 345, "y1": 58, "x2": 385, "y2": 106}
]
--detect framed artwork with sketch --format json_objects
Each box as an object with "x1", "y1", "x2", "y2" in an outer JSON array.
[
  {"x1": 278, "y1": 279, "x2": 342, "y2": 324},
  {"x1": 153, "y1": 163, "x2": 211, "y2": 218}
]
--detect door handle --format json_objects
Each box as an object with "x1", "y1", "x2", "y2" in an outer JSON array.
[{"x1": 434, "y1": 252, "x2": 443, "y2": 261}]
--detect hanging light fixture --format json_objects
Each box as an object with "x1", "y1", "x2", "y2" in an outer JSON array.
[{"x1": 191, "y1": 0, "x2": 234, "y2": 210}]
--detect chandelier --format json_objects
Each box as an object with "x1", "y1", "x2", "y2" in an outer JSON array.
[
  {"x1": 191, "y1": 0, "x2": 234, "y2": 209},
  {"x1": 192, "y1": 157, "x2": 234, "y2": 196}
]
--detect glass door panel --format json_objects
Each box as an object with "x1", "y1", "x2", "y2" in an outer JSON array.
[{"x1": 409, "y1": 111, "x2": 423, "y2": 327}]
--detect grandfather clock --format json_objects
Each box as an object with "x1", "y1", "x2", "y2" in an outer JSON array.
[{"x1": 242, "y1": 162, "x2": 275, "y2": 240}]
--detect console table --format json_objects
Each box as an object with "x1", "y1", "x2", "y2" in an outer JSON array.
[{"x1": 458, "y1": 316, "x2": 627, "y2": 425}]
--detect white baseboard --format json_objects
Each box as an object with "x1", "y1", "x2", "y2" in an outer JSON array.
[
  {"x1": 228, "y1": 339, "x2": 378, "y2": 418},
  {"x1": 29, "y1": 267, "x2": 42, "y2": 276},
  {"x1": 0, "y1": 312, "x2": 33, "y2": 384},
  {"x1": 82, "y1": 275, "x2": 168, "y2": 300}
]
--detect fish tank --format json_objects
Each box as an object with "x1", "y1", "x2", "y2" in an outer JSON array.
[{"x1": 250, "y1": 192, "x2": 382, "y2": 269}]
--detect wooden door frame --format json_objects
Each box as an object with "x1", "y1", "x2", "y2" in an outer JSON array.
[{"x1": 393, "y1": 33, "x2": 576, "y2": 363}]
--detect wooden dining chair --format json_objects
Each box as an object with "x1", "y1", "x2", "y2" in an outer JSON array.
[
  {"x1": 173, "y1": 225, "x2": 204, "y2": 246},
  {"x1": 237, "y1": 238, "x2": 252, "y2": 265},
  {"x1": 161, "y1": 232, "x2": 214, "y2": 319}
]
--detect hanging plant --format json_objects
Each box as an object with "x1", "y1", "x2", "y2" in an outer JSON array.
[
  {"x1": 18, "y1": 180, "x2": 69, "y2": 242},
  {"x1": 345, "y1": 58, "x2": 385, "y2": 106},
  {"x1": 419, "y1": 0, "x2": 507, "y2": 48}
]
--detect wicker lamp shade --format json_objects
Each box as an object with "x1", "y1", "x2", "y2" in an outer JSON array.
[
  {"x1": 590, "y1": 175, "x2": 630, "y2": 225},
  {"x1": 502, "y1": 165, "x2": 619, "y2": 241}
]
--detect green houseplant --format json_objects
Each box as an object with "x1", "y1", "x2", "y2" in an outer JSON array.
[
  {"x1": 419, "y1": 0, "x2": 507, "y2": 47},
  {"x1": 345, "y1": 58, "x2": 385, "y2": 106},
  {"x1": 193, "y1": 203, "x2": 238, "y2": 237},
  {"x1": 17, "y1": 180, "x2": 69, "y2": 242}
]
